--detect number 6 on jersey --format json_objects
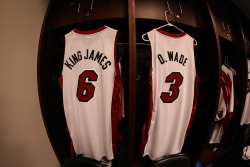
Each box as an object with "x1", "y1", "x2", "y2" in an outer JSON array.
[{"x1": 77, "y1": 70, "x2": 98, "y2": 102}]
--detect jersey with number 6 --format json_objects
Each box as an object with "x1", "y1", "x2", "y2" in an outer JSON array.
[
  {"x1": 141, "y1": 28, "x2": 198, "y2": 160},
  {"x1": 62, "y1": 26, "x2": 123, "y2": 161}
]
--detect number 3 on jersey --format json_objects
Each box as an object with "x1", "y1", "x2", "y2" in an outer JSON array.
[
  {"x1": 160, "y1": 72, "x2": 183, "y2": 103},
  {"x1": 77, "y1": 70, "x2": 98, "y2": 102}
]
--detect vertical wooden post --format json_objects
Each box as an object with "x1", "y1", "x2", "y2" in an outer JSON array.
[{"x1": 128, "y1": 0, "x2": 137, "y2": 166}]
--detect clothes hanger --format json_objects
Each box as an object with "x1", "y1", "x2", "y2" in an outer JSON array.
[
  {"x1": 157, "y1": 11, "x2": 184, "y2": 32},
  {"x1": 142, "y1": 10, "x2": 174, "y2": 42},
  {"x1": 142, "y1": 0, "x2": 173, "y2": 41},
  {"x1": 85, "y1": 0, "x2": 94, "y2": 17},
  {"x1": 223, "y1": 55, "x2": 236, "y2": 75},
  {"x1": 75, "y1": 0, "x2": 94, "y2": 15},
  {"x1": 142, "y1": 11, "x2": 197, "y2": 46},
  {"x1": 223, "y1": 63, "x2": 237, "y2": 75}
]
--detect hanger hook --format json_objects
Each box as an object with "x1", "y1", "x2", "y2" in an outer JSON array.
[
  {"x1": 77, "y1": 2, "x2": 81, "y2": 14},
  {"x1": 176, "y1": 3, "x2": 183, "y2": 19},
  {"x1": 86, "y1": 0, "x2": 94, "y2": 17},
  {"x1": 136, "y1": 74, "x2": 141, "y2": 81},
  {"x1": 164, "y1": 1, "x2": 172, "y2": 24},
  {"x1": 90, "y1": 0, "x2": 94, "y2": 11},
  {"x1": 164, "y1": 11, "x2": 168, "y2": 22},
  {"x1": 166, "y1": 1, "x2": 173, "y2": 15}
]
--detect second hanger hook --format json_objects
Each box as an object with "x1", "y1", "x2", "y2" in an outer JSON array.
[
  {"x1": 86, "y1": 0, "x2": 94, "y2": 17},
  {"x1": 166, "y1": 1, "x2": 173, "y2": 15}
]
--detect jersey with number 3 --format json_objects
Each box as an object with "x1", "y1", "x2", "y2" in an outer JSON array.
[
  {"x1": 141, "y1": 28, "x2": 198, "y2": 160},
  {"x1": 62, "y1": 26, "x2": 123, "y2": 161}
]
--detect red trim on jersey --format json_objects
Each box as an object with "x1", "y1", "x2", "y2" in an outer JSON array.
[
  {"x1": 156, "y1": 28, "x2": 186, "y2": 37},
  {"x1": 221, "y1": 71, "x2": 232, "y2": 110},
  {"x1": 140, "y1": 78, "x2": 153, "y2": 155},
  {"x1": 185, "y1": 75, "x2": 200, "y2": 139},
  {"x1": 59, "y1": 75, "x2": 63, "y2": 88},
  {"x1": 227, "y1": 112, "x2": 233, "y2": 119},
  {"x1": 111, "y1": 31, "x2": 124, "y2": 154},
  {"x1": 111, "y1": 75, "x2": 122, "y2": 153},
  {"x1": 73, "y1": 26, "x2": 107, "y2": 34},
  {"x1": 113, "y1": 32, "x2": 120, "y2": 79},
  {"x1": 221, "y1": 69, "x2": 233, "y2": 135},
  {"x1": 140, "y1": 41, "x2": 153, "y2": 155},
  {"x1": 184, "y1": 43, "x2": 200, "y2": 139}
]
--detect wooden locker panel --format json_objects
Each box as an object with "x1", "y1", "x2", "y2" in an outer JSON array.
[
  {"x1": 199, "y1": 1, "x2": 248, "y2": 166},
  {"x1": 50, "y1": 0, "x2": 127, "y2": 29},
  {"x1": 38, "y1": 0, "x2": 129, "y2": 165},
  {"x1": 172, "y1": 0, "x2": 206, "y2": 29},
  {"x1": 208, "y1": 0, "x2": 242, "y2": 44},
  {"x1": 218, "y1": 39, "x2": 246, "y2": 147},
  {"x1": 38, "y1": 1, "x2": 72, "y2": 164},
  {"x1": 136, "y1": 0, "x2": 206, "y2": 30},
  {"x1": 135, "y1": 0, "x2": 176, "y2": 21},
  {"x1": 181, "y1": 28, "x2": 220, "y2": 164}
]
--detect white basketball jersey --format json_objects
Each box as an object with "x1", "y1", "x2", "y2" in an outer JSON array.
[
  {"x1": 209, "y1": 65, "x2": 234, "y2": 144},
  {"x1": 62, "y1": 26, "x2": 123, "y2": 161},
  {"x1": 240, "y1": 59, "x2": 250, "y2": 125},
  {"x1": 141, "y1": 28, "x2": 198, "y2": 160}
]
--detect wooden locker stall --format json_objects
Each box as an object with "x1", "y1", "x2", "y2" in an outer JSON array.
[
  {"x1": 134, "y1": 0, "x2": 220, "y2": 165},
  {"x1": 38, "y1": 0, "x2": 129, "y2": 165},
  {"x1": 199, "y1": 0, "x2": 248, "y2": 166}
]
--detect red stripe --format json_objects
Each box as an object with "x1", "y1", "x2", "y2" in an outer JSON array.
[
  {"x1": 73, "y1": 26, "x2": 106, "y2": 34},
  {"x1": 156, "y1": 28, "x2": 186, "y2": 37},
  {"x1": 140, "y1": 42, "x2": 153, "y2": 155},
  {"x1": 111, "y1": 30, "x2": 123, "y2": 154}
]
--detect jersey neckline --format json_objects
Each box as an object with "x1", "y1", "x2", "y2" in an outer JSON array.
[
  {"x1": 73, "y1": 26, "x2": 107, "y2": 35},
  {"x1": 156, "y1": 28, "x2": 186, "y2": 38}
]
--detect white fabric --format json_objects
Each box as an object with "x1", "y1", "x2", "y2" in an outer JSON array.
[
  {"x1": 62, "y1": 26, "x2": 117, "y2": 161},
  {"x1": 243, "y1": 146, "x2": 250, "y2": 160},
  {"x1": 143, "y1": 28, "x2": 196, "y2": 160},
  {"x1": 209, "y1": 65, "x2": 234, "y2": 144},
  {"x1": 240, "y1": 59, "x2": 250, "y2": 125}
]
